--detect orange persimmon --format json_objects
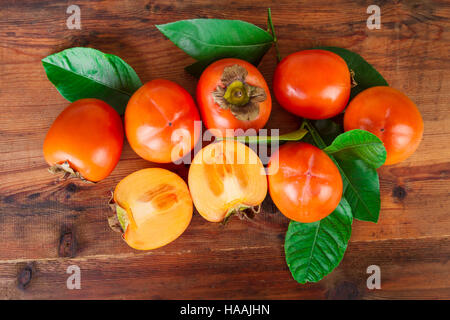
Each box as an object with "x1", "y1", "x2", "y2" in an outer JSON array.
[
  {"x1": 110, "y1": 168, "x2": 193, "y2": 250},
  {"x1": 188, "y1": 140, "x2": 267, "y2": 223},
  {"x1": 196, "y1": 58, "x2": 272, "y2": 137},
  {"x1": 125, "y1": 79, "x2": 201, "y2": 163},
  {"x1": 43, "y1": 98, "x2": 123, "y2": 182},
  {"x1": 268, "y1": 142, "x2": 343, "y2": 223},
  {"x1": 273, "y1": 49, "x2": 351, "y2": 120}
]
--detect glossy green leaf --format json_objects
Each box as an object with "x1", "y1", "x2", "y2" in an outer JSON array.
[
  {"x1": 324, "y1": 129, "x2": 386, "y2": 168},
  {"x1": 311, "y1": 118, "x2": 343, "y2": 146},
  {"x1": 285, "y1": 198, "x2": 353, "y2": 284},
  {"x1": 316, "y1": 46, "x2": 388, "y2": 99},
  {"x1": 337, "y1": 159, "x2": 381, "y2": 223},
  {"x1": 156, "y1": 19, "x2": 274, "y2": 77},
  {"x1": 185, "y1": 59, "x2": 216, "y2": 78},
  {"x1": 42, "y1": 47, "x2": 142, "y2": 114}
]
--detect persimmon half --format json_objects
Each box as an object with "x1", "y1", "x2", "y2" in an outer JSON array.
[
  {"x1": 125, "y1": 79, "x2": 201, "y2": 163},
  {"x1": 196, "y1": 58, "x2": 272, "y2": 137},
  {"x1": 43, "y1": 98, "x2": 124, "y2": 182},
  {"x1": 268, "y1": 142, "x2": 343, "y2": 223},
  {"x1": 109, "y1": 168, "x2": 193, "y2": 250},
  {"x1": 188, "y1": 140, "x2": 267, "y2": 223},
  {"x1": 344, "y1": 86, "x2": 424, "y2": 165}
]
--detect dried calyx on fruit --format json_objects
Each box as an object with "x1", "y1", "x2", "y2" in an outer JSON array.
[
  {"x1": 43, "y1": 99, "x2": 124, "y2": 183},
  {"x1": 108, "y1": 193, "x2": 129, "y2": 234},
  {"x1": 212, "y1": 64, "x2": 267, "y2": 121},
  {"x1": 48, "y1": 161, "x2": 93, "y2": 183}
]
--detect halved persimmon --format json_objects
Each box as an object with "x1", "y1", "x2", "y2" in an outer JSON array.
[
  {"x1": 109, "y1": 168, "x2": 193, "y2": 250},
  {"x1": 188, "y1": 140, "x2": 267, "y2": 223}
]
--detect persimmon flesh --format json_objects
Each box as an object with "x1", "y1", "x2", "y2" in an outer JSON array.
[
  {"x1": 188, "y1": 140, "x2": 267, "y2": 222},
  {"x1": 112, "y1": 168, "x2": 193, "y2": 250}
]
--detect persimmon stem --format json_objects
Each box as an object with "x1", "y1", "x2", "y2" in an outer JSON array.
[
  {"x1": 267, "y1": 8, "x2": 281, "y2": 63},
  {"x1": 219, "y1": 127, "x2": 308, "y2": 144},
  {"x1": 222, "y1": 204, "x2": 252, "y2": 225},
  {"x1": 223, "y1": 80, "x2": 250, "y2": 106}
]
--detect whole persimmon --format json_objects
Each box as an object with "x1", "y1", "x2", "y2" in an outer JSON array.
[
  {"x1": 273, "y1": 49, "x2": 351, "y2": 120},
  {"x1": 344, "y1": 86, "x2": 424, "y2": 165},
  {"x1": 188, "y1": 140, "x2": 267, "y2": 223},
  {"x1": 196, "y1": 58, "x2": 272, "y2": 137},
  {"x1": 268, "y1": 142, "x2": 343, "y2": 223},
  {"x1": 110, "y1": 168, "x2": 193, "y2": 250},
  {"x1": 43, "y1": 98, "x2": 123, "y2": 182},
  {"x1": 125, "y1": 79, "x2": 201, "y2": 163}
]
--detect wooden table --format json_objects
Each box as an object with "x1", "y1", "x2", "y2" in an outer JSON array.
[{"x1": 0, "y1": 0, "x2": 449, "y2": 300}]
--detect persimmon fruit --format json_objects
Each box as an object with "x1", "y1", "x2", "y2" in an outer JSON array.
[
  {"x1": 268, "y1": 142, "x2": 343, "y2": 223},
  {"x1": 110, "y1": 168, "x2": 193, "y2": 250},
  {"x1": 196, "y1": 58, "x2": 272, "y2": 137},
  {"x1": 43, "y1": 98, "x2": 124, "y2": 182},
  {"x1": 188, "y1": 140, "x2": 267, "y2": 223},
  {"x1": 125, "y1": 79, "x2": 201, "y2": 163},
  {"x1": 273, "y1": 49, "x2": 351, "y2": 120},
  {"x1": 344, "y1": 86, "x2": 424, "y2": 165}
]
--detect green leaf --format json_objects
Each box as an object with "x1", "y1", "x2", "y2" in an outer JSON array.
[
  {"x1": 337, "y1": 159, "x2": 381, "y2": 223},
  {"x1": 324, "y1": 129, "x2": 386, "y2": 168},
  {"x1": 42, "y1": 47, "x2": 142, "y2": 114},
  {"x1": 316, "y1": 46, "x2": 388, "y2": 99},
  {"x1": 185, "y1": 59, "x2": 216, "y2": 78},
  {"x1": 156, "y1": 19, "x2": 274, "y2": 77},
  {"x1": 285, "y1": 198, "x2": 352, "y2": 284},
  {"x1": 311, "y1": 118, "x2": 343, "y2": 146}
]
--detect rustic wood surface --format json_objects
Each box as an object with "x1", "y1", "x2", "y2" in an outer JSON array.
[{"x1": 0, "y1": 0, "x2": 449, "y2": 300}]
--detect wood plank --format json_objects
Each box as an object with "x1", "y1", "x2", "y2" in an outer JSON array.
[
  {"x1": 0, "y1": 161, "x2": 449, "y2": 260},
  {"x1": 0, "y1": 237, "x2": 448, "y2": 299}
]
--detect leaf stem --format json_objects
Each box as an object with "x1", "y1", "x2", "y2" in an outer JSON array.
[
  {"x1": 303, "y1": 119, "x2": 327, "y2": 149},
  {"x1": 267, "y1": 8, "x2": 281, "y2": 63}
]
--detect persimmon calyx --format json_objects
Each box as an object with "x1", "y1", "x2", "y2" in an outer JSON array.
[
  {"x1": 212, "y1": 64, "x2": 267, "y2": 121},
  {"x1": 350, "y1": 69, "x2": 358, "y2": 88},
  {"x1": 222, "y1": 204, "x2": 261, "y2": 225},
  {"x1": 48, "y1": 161, "x2": 93, "y2": 183},
  {"x1": 107, "y1": 196, "x2": 129, "y2": 236}
]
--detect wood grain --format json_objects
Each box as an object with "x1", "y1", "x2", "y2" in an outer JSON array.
[{"x1": 0, "y1": 0, "x2": 449, "y2": 299}]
